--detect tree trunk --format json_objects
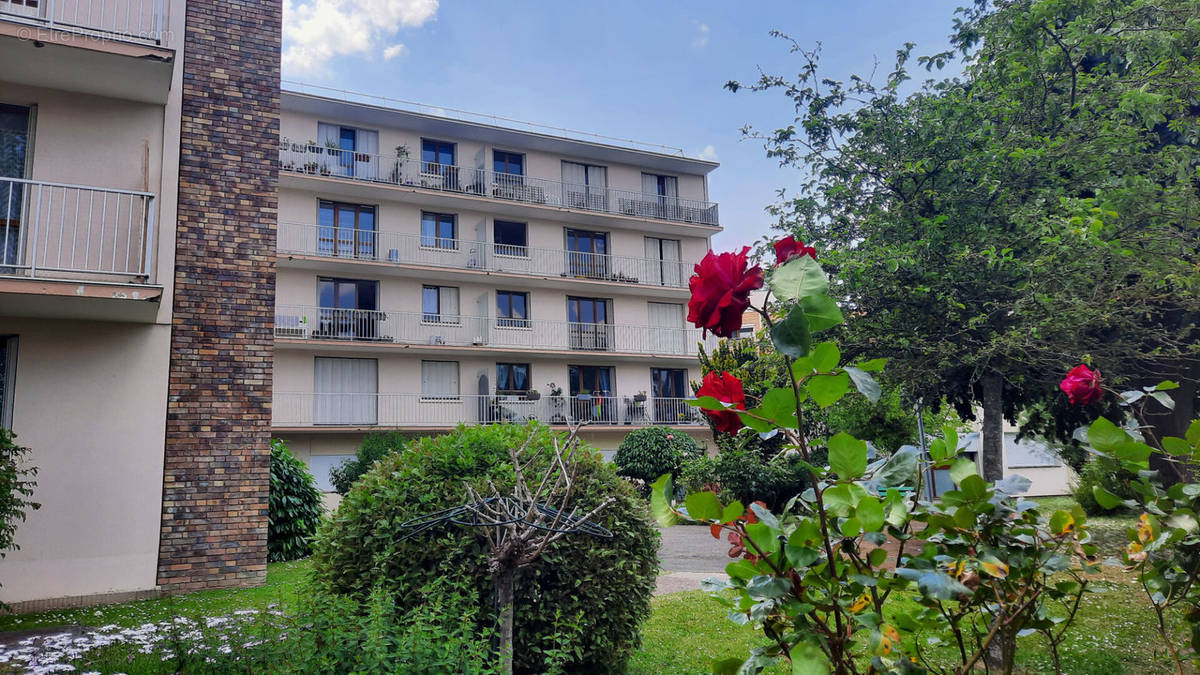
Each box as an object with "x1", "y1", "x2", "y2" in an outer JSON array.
[
  {"x1": 983, "y1": 622, "x2": 1019, "y2": 674},
  {"x1": 980, "y1": 372, "x2": 1005, "y2": 483},
  {"x1": 1144, "y1": 359, "x2": 1199, "y2": 485},
  {"x1": 496, "y1": 567, "x2": 515, "y2": 675}
]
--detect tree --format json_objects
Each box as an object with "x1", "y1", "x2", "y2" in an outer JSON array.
[{"x1": 729, "y1": 0, "x2": 1199, "y2": 480}]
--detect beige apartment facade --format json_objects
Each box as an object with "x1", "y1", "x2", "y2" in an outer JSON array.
[
  {"x1": 271, "y1": 92, "x2": 720, "y2": 489},
  {"x1": 0, "y1": 0, "x2": 282, "y2": 607}
]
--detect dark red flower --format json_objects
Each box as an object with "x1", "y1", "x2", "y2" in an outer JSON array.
[
  {"x1": 687, "y1": 247, "x2": 764, "y2": 338},
  {"x1": 773, "y1": 236, "x2": 817, "y2": 266},
  {"x1": 696, "y1": 371, "x2": 746, "y2": 436},
  {"x1": 1060, "y1": 364, "x2": 1102, "y2": 405}
]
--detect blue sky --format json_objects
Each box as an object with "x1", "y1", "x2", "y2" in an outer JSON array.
[{"x1": 282, "y1": 0, "x2": 964, "y2": 249}]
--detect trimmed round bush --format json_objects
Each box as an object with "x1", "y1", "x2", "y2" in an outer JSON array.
[
  {"x1": 613, "y1": 426, "x2": 705, "y2": 489},
  {"x1": 268, "y1": 439, "x2": 323, "y2": 562},
  {"x1": 311, "y1": 423, "x2": 659, "y2": 674}
]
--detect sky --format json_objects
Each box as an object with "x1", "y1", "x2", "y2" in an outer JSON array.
[{"x1": 281, "y1": 0, "x2": 965, "y2": 249}]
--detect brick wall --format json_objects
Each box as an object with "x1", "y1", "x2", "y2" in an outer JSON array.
[{"x1": 157, "y1": 0, "x2": 281, "y2": 590}]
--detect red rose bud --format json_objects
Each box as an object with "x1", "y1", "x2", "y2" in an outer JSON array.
[
  {"x1": 687, "y1": 247, "x2": 764, "y2": 338},
  {"x1": 696, "y1": 371, "x2": 747, "y2": 436},
  {"x1": 773, "y1": 235, "x2": 817, "y2": 266},
  {"x1": 1060, "y1": 364, "x2": 1102, "y2": 405}
]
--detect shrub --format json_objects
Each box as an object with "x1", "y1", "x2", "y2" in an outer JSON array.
[
  {"x1": 1072, "y1": 456, "x2": 1139, "y2": 515},
  {"x1": 613, "y1": 426, "x2": 704, "y2": 490},
  {"x1": 329, "y1": 430, "x2": 408, "y2": 494},
  {"x1": 268, "y1": 439, "x2": 323, "y2": 562},
  {"x1": 678, "y1": 454, "x2": 719, "y2": 494},
  {"x1": 311, "y1": 423, "x2": 658, "y2": 674},
  {"x1": 0, "y1": 429, "x2": 38, "y2": 597},
  {"x1": 711, "y1": 445, "x2": 824, "y2": 513}
]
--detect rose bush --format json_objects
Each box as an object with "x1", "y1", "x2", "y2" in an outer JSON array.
[
  {"x1": 686, "y1": 246, "x2": 764, "y2": 338},
  {"x1": 649, "y1": 241, "x2": 1099, "y2": 674}
]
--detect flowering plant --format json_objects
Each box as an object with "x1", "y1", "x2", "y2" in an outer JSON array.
[{"x1": 653, "y1": 244, "x2": 1101, "y2": 674}]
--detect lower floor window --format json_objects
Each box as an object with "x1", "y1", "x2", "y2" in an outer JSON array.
[
  {"x1": 496, "y1": 363, "x2": 531, "y2": 393},
  {"x1": 0, "y1": 336, "x2": 14, "y2": 429}
]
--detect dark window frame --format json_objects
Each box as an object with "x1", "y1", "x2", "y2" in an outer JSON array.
[
  {"x1": 493, "y1": 150, "x2": 525, "y2": 176},
  {"x1": 493, "y1": 220, "x2": 528, "y2": 257},
  {"x1": 496, "y1": 362, "x2": 532, "y2": 394},
  {"x1": 317, "y1": 200, "x2": 377, "y2": 259},
  {"x1": 496, "y1": 290, "x2": 530, "y2": 328},
  {"x1": 420, "y1": 211, "x2": 458, "y2": 249}
]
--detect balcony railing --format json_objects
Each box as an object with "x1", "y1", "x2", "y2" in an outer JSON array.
[
  {"x1": 0, "y1": 0, "x2": 166, "y2": 44},
  {"x1": 275, "y1": 305, "x2": 717, "y2": 356},
  {"x1": 1, "y1": 177, "x2": 156, "y2": 281},
  {"x1": 279, "y1": 143, "x2": 719, "y2": 226},
  {"x1": 272, "y1": 392, "x2": 706, "y2": 428},
  {"x1": 278, "y1": 222, "x2": 690, "y2": 288}
]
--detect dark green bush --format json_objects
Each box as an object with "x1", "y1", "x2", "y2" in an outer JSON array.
[
  {"x1": 1073, "y1": 456, "x2": 1138, "y2": 515},
  {"x1": 268, "y1": 439, "x2": 323, "y2": 562},
  {"x1": 311, "y1": 423, "x2": 659, "y2": 674},
  {"x1": 330, "y1": 431, "x2": 408, "y2": 494},
  {"x1": 0, "y1": 428, "x2": 38, "y2": 601},
  {"x1": 711, "y1": 445, "x2": 824, "y2": 512},
  {"x1": 613, "y1": 426, "x2": 704, "y2": 490}
]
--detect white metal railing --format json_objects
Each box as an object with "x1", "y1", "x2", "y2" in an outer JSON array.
[
  {"x1": 278, "y1": 143, "x2": 720, "y2": 226},
  {"x1": 277, "y1": 222, "x2": 690, "y2": 289},
  {"x1": 0, "y1": 0, "x2": 166, "y2": 44},
  {"x1": 272, "y1": 392, "x2": 706, "y2": 428},
  {"x1": 0, "y1": 177, "x2": 155, "y2": 281},
  {"x1": 274, "y1": 305, "x2": 717, "y2": 356}
]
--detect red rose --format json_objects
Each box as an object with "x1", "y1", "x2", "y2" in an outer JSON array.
[
  {"x1": 696, "y1": 371, "x2": 746, "y2": 435},
  {"x1": 1060, "y1": 364, "x2": 1102, "y2": 405},
  {"x1": 687, "y1": 247, "x2": 764, "y2": 338},
  {"x1": 773, "y1": 236, "x2": 817, "y2": 266}
]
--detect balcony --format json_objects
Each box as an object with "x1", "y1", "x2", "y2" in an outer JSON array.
[
  {"x1": 0, "y1": 0, "x2": 167, "y2": 44},
  {"x1": 279, "y1": 143, "x2": 719, "y2": 227},
  {"x1": 278, "y1": 222, "x2": 690, "y2": 290},
  {"x1": 0, "y1": 177, "x2": 161, "y2": 321},
  {"x1": 274, "y1": 305, "x2": 717, "y2": 357},
  {"x1": 272, "y1": 392, "x2": 706, "y2": 429}
]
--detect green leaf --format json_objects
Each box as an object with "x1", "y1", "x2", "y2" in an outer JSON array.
[
  {"x1": 721, "y1": 501, "x2": 745, "y2": 523},
  {"x1": 1088, "y1": 417, "x2": 1130, "y2": 452},
  {"x1": 1112, "y1": 441, "x2": 1153, "y2": 465},
  {"x1": 649, "y1": 474, "x2": 681, "y2": 526},
  {"x1": 1189, "y1": 420, "x2": 1200, "y2": 446},
  {"x1": 917, "y1": 571, "x2": 971, "y2": 601},
  {"x1": 1150, "y1": 391, "x2": 1176, "y2": 410},
  {"x1": 712, "y1": 657, "x2": 746, "y2": 675},
  {"x1": 1154, "y1": 380, "x2": 1180, "y2": 391},
  {"x1": 769, "y1": 255, "x2": 828, "y2": 302},
  {"x1": 690, "y1": 396, "x2": 732, "y2": 411},
  {"x1": 949, "y1": 457, "x2": 977, "y2": 484},
  {"x1": 790, "y1": 642, "x2": 830, "y2": 675},
  {"x1": 798, "y1": 293, "x2": 843, "y2": 333},
  {"x1": 828, "y1": 432, "x2": 869, "y2": 479},
  {"x1": 810, "y1": 342, "x2": 840, "y2": 372},
  {"x1": 843, "y1": 366, "x2": 881, "y2": 402},
  {"x1": 771, "y1": 306, "x2": 813, "y2": 358},
  {"x1": 1049, "y1": 510, "x2": 1076, "y2": 535},
  {"x1": 856, "y1": 357, "x2": 887, "y2": 372},
  {"x1": 746, "y1": 574, "x2": 791, "y2": 600},
  {"x1": 808, "y1": 372, "x2": 851, "y2": 408},
  {"x1": 1092, "y1": 485, "x2": 1123, "y2": 510},
  {"x1": 685, "y1": 491, "x2": 722, "y2": 521},
  {"x1": 754, "y1": 387, "x2": 799, "y2": 428},
  {"x1": 856, "y1": 496, "x2": 885, "y2": 531},
  {"x1": 744, "y1": 522, "x2": 781, "y2": 556}
]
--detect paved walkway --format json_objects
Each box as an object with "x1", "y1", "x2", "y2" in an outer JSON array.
[{"x1": 654, "y1": 525, "x2": 731, "y2": 595}]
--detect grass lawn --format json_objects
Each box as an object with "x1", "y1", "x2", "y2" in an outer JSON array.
[{"x1": 0, "y1": 500, "x2": 1181, "y2": 674}]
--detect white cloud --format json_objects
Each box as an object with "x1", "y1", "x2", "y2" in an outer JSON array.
[
  {"x1": 697, "y1": 144, "x2": 719, "y2": 161},
  {"x1": 691, "y1": 20, "x2": 710, "y2": 49},
  {"x1": 382, "y1": 43, "x2": 409, "y2": 60},
  {"x1": 283, "y1": 0, "x2": 438, "y2": 75}
]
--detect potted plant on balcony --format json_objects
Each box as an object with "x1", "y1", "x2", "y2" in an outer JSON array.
[
  {"x1": 545, "y1": 382, "x2": 565, "y2": 424},
  {"x1": 389, "y1": 144, "x2": 410, "y2": 184},
  {"x1": 302, "y1": 161, "x2": 319, "y2": 174}
]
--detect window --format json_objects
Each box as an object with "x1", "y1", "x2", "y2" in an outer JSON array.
[
  {"x1": 651, "y1": 368, "x2": 690, "y2": 423},
  {"x1": 308, "y1": 454, "x2": 356, "y2": 492},
  {"x1": 317, "y1": 278, "x2": 379, "y2": 340},
  {"x1": 644, "y1": 236, "x2": 682, "y2": 286},
  {"x1": 1004, "y1": 433, "x2": 1063, "y2": 468},
  {"x1": 421, "y1": 360, "x2": 460, "y2": 399},
  {"x1": 496, "y1": 290, "x2": 530, "y2": 328},
  {"x1": 642, "y1": 173, "x2": 678, "y2": 198},
  {"x1": 422, "y1": 139, "x2": 455, "y2": 167},
  {"x1": 313, "y1": 357, "x2": 377, "y2": 425},
  {"x1": 317, "y1": 123, "x2": 378, "y2": 178},
  {"x1": 568, "y1": 365, "x2": 615, "y2": 423},
  {"x1": 565, "y1": 229, "x2": 609, "y2": 278},
  {"x1": 562, "y1": 161, "x2": 608, "y2": 210},
  {"x1": 493, "y1": 220, "x2": 527, "y2": 257},
  {"x1": 567, "y1": 297, "x2": 612, "y2": 351},
  {"x1": 1, "y1": 104, "x2": 32, "y2": 268},
  {"x1": 420, "y1": 212, "x2": 457, "y2": 249},
  {"x1": 493, "y1": 150, "x2": 524, "y2": 176},
  {"x1": 317, "y1": 200, "x2": 376, "y2": 258},
  {"x1": 0, "y1": 336, "x2": 15, "y2": 429},
  {"x1": 496, "y1": 363, "x2": 531, "y2": 393},
  {"x1": 422, "y1": 285, "x2": 460, "y2": 324}
]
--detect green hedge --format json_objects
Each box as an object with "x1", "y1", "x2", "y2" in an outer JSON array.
[
  {"x1": 311, "y1": 423, "x2": 659, "y2": 674},
  {"x1": 268, "y1": 439, "x2": 323, "y2": 562}
]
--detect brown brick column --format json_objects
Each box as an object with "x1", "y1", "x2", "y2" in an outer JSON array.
[{"x1": 157, "y1": 0, "x2": 280, "y2": 590}]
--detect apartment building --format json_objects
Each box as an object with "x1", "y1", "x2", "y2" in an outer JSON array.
[
  {"x1": 0, "y1": 0, "x2": 280, "y2": 607},
  {"x1": 270, "y1": 91, "x2": 721, "y2": 489}
]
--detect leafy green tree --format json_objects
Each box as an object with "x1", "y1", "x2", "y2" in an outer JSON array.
[
  {"x1": 729, "y1": 0, "x2": 1199, "y2": 479},
  {"x1": 330, "y1": 430, "x2": 408, "y2": 494}
]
